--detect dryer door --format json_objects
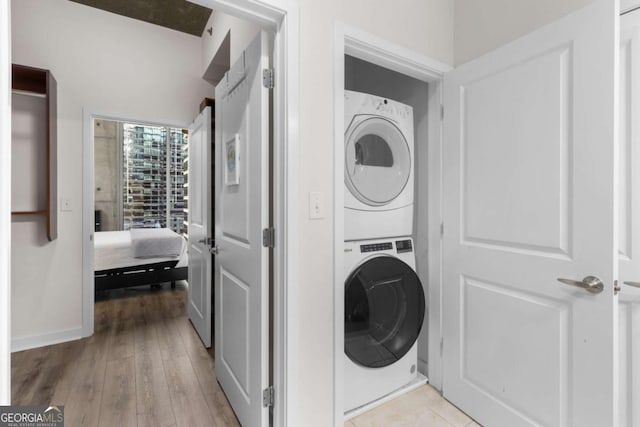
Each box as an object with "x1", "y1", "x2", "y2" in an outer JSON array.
[
  {"x1": 345, "y1": 117, "x2": 411, "y2": 206},
  {"x1": 344, "y1": 256, "x2": 425, "y2": 368}
]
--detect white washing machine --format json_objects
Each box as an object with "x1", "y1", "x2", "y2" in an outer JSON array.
[
  {"x1": 344, "y1": 90, "x2": 415, "y2": 241},
  {"x1": 344, "y1": 237, "x2": 425, "y2": 412}
]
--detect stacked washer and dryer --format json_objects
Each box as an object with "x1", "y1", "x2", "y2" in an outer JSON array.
[{"x1": 343, "y1": 90, "x2": 426, "y2": 413}]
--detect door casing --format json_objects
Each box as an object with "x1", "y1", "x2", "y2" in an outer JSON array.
[{"x1": 333, "y1": 22, "x2": 450, "y2": 426}]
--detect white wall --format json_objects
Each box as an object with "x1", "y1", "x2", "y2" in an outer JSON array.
[
  {"x1": 200, "y1": 10, "x2": 261, "y2": 78},
  {"x1": 454, "y1": 0, "x2": 596, "y2": 65},
  {"x1": 293, "y1": 1, "x2": 452, "y2": 424},
  {"x1": 0, "y1": 0, "x2": 11, "y2": 405},
  {"x1": 10, "y1": 0, "x2": 212, "y2": 348},
  {"x1": 12, "y1": 93, "x2": 47, "y2": 212},
  {"x1": 8, "y1": 0, "x2": 454, "y2": 420}
]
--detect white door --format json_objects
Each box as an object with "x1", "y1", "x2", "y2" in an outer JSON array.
[
  {"x1": 442, "y1": 1, "x2": 618, "y2": 426},
  {"x1": 618, "y1": 9, "x2": 640, "y2": 426},
  {"x1": 214, "y1": 31, "x2": 271, "y2": 427},
  {"x1": 187, "y1": 106, "x2": 213, "y2": 348}
]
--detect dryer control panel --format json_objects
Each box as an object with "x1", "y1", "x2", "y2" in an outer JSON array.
[
  {"x1": 358, "y1": 240, "x2": 413, "y2": 253},
  {"x1": 395, "y1": 239, "x2": 413, "y2": 253},
  {"x1": 360, "y1": 242, "x2": 393, "y2": 253}
]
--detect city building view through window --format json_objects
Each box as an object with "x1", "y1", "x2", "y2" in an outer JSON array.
[{"x1": 121, "y1": 123, "x2": 188, "y2": 234}]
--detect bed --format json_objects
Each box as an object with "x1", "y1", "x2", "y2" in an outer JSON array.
[{"x1": 94, "y1": 228, "x2": 188, "y2": 292}]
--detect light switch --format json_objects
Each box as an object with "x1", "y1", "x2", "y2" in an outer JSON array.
[
  {"x1": 309, "y1": 191, "x2": 324, "y2": 219},
  {"x1": 61, "y1": 198, "x2": 72, "y2": 212}
]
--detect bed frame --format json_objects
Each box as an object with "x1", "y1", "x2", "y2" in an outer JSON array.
[{"x1": 95, "y1": 260, "x2": 187, "y2": 292}]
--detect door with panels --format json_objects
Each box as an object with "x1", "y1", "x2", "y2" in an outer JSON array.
[
  {"x1": 214, "y1": 31, "x2": 271, "y2": 427},
  {"x1": 188, "y1": 106, "x2": 213, "y2": 348},
  {"x1": 442, "y1": 0, "x2": 619, "y2": 426},
  {"x1": 618, "y1": 9, "x2": 640, "y2": 426}
]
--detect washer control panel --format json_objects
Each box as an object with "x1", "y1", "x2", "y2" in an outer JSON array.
[
  {"x1": 360, "y1": 242, "x2": 393, "y2": 253},
  {"x1": 395, "y1": 239, "x2": 413, "y2": 253}
]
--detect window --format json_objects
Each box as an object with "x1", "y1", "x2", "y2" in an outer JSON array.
[{"x1": 121, "y1": 123, "x2": 188, "y2": 234}]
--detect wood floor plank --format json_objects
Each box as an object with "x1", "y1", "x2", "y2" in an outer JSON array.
[
  {"x1": 134, "y1": 313, "x2": 176, "y2": 427},
  {"x1": 15, "y1": 340, "x2": 85, "y2": 406},
  {"x1": 173, "y1": 305, "x2": 240, "y2": 427},
  {"x1": 175, "y1": 318, "x2": 217, "y2": 392},
  {"x1": 47, "y1": 339, "x2": 87, "y2": 406},
  {"x1": 175, "y1": 317, "x2": 214, "y2": 369},
  {"x1": 11, "y1": 347, "x2": 50, "y2": 405},
  {"x1": 12, "y1": 288, "x2": 239, "y2": 427},
  {"x1": 157, "y1": 316, "x2": 188, "y2": 361},
  {"x1": 63, "y1": 357, "x2": 108, "y2": 427},
  {"x1": 158, "y1": 289, "x2": 187, "y2": 318},
  {"x1": 106, "y1": 296, "x2": 136, "y2": 361},
  {"x1": 141, "y1": 293, "x2": 186, "y2": 362},
  {"x1": 94, "y1": 299, "x2": 111, "y2": 334},
  {"x1": 98, "y1": 357, "x2": 137, "y2": 427},
  {"x1": 79, "y1": 326, "x2": 110, "y2": 363},
  {"x1": 163, "y1": 355, "x2": 217, "y2": 427},
  {"x1": 203, "y1": 379, "x2": 241, "y2": 427}
]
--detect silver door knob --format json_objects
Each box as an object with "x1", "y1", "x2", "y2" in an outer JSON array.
[
  {"x1": 210, "y1": 245, "x2": 220, "y2": 255},
  {"x1": 623, "y1": 281, "x2": 640, "y2": 288},
  {"x1": 557, "y1": 276, "x2": 604, "y2": 294}
]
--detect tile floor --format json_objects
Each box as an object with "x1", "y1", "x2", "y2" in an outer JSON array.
[{"x1": 347, "y1": 385, "x2": 481, "y2": 427}]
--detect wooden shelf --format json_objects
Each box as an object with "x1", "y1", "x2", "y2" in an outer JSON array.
[
  {"x1": 11, "y1": 211, "x2": 47, "y2": 216},
  {"x1": 11, "y1": 64, "x2": 57, "y2": 241}
]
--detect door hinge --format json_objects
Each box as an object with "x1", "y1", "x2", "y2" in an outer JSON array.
[
  {"x1": 262, "y1": 68, "x2": 274, "y2": 89},
  {"x1": 615, "y1": 279, "x2": 621, "y2": 295},
  {"x1": 440, "y1": 104, "x2": 444, "y2": 120},
  {"x1": 440, "y1": 222, "x2": 444, "y2": 237},
  {"x1": 440, "y1": 337, "x2": 444, "y2": 357},
  {"x1": 263, "y1": 385, "x2": 274, "y2": 407},
  {"x1": 262, "y1": 227, "x2": 275, "y2": 248}
]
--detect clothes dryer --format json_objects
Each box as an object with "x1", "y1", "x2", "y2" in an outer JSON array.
[
  {"x1": 344, "y1": 90, "x2": 415, "y2": 241},
  {"x1": 344, "y1": 237, "x2": 425, "y2": 412}
]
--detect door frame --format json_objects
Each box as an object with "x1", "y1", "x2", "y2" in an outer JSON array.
[
  {"x1": 332, "y1": 22, "x2": 450, "y2": 425},
  {"x1": 78, "y1": 0, "x2": 298, "y2": 425},
  {"x1": 0, "y1": 0, "x2": 11, "y2": 406},
  {"x1": 81, "y1": 109, "x2": 190, "y2": 331}
]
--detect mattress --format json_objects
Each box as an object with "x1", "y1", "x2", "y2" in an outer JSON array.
[
  {"x1": 94, "y1": 230, "x2": 188, "y2": 272},
  {"x1": 130, "y1": 228, "x2": 184, "y2": 258}
]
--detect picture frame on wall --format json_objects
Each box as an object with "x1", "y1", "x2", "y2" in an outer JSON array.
[{"x1": 225, "y1": 134, "x2": 240, "y2": 186}]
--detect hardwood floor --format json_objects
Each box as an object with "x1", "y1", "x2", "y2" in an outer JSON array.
[{"x1": 11, "y1": 283, "x2": 239, "y2": 427}]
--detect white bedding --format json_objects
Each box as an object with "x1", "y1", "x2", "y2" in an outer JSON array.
[
  {"x1": 130, "y1": 228, "x2": 184, "y2": 258},
  {"x1": 94, "y1": 230, "x2": 188, "y2": 272}
]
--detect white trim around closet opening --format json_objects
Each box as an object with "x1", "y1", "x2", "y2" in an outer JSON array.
[
  {"x1": 82, "y1": 1, "x2": 300, "y2": 426},
  {"x1": 333, "y1": 22, "x2": 451, "y2": 426},
  {"x1": 0, "y1": 0, "x2": 11, "y2": 406}
]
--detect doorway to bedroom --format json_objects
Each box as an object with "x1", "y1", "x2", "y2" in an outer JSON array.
[
  {"x1": 9, "y1": 0, "x2": 296, "y2": 423},
  {"x1": 92, "y1": 118, "x2": 189, "y2": 299}
]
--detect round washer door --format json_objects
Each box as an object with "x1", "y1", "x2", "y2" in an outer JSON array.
[
  {"x1": 344, "y1": 255, "x2": 425, "y2": 368},
  {"x1": 345, "y1": 117, "x2": 411, "y2": 206}
]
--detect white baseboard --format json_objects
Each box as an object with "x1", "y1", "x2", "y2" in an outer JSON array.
[{"x1": 12, "y1": 328, "x2": 83, "y2": 353}]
